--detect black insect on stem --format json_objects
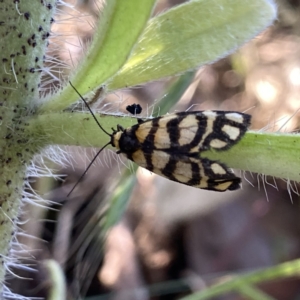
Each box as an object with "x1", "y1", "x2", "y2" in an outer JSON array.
[{"x1": 126, "y1": 103, "x2": 142, "y2": 115}]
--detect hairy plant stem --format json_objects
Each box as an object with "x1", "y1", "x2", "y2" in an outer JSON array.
[{"x1": 0, "y1": 0, "x2": 55, "y2": 292}]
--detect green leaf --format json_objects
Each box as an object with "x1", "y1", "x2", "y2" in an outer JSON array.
[
  {"x1": 180, "y1": 258, "x2": 300, "y2": 300},
  {"x1": 41, "y1": 0, "x2": 157, "y2": 112},
  {"x1": 203, "y1": 132, "x2": 300, "y2": 183},
  {"x1": 108, "y1": 0, "x2": 276, "y2": 90},
  {"x1": 102, "y1": 175, "x2": 136, "y2": 232},
  {"x1": 44, "y1": 260, "x2": 66, "y2": 300},
  {"x1": 152, "y1": 71, "x2": 197, "y2": 115},
  {"x1": 237, "y1": 285, "x2": 275, "y2": 300}
]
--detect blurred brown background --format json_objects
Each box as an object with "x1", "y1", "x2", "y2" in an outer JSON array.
[{"x1": 9, "y1": 0, "x2": 300, "y2": 299}]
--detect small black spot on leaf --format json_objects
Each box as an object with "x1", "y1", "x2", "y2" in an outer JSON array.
[{"x1": 24, "y1": 12, "x2": 30, "y2": 20}]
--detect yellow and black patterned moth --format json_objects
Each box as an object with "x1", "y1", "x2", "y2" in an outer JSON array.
[
  {"x1": 111, "y1": 111, "x2": 250, "y2": 191},
  {"x1": 68, "y1": 82, "x2": 251, "y2": 195}
]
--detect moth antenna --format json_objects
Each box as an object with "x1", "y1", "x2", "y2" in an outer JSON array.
[
  {"x1": 69, "y1": 81, "x2": 111, "y2": 137},
  {"x1": 67, "y1": 142, "x2": 111, "y2": 197},
  {"x1": 67, "y1": 81, "x2": 113, "y2": 197}
]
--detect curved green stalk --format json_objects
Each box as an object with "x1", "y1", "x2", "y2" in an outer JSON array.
[
  {"x1": 28, "y1": 110, "x2": 300, "y2": 183},
  {"x1": 44, "y1": 260, "x2": 66, "y2": 300},
  {"x1": 180, "y1": 258, "x2": 300, "y2": 300},
  {"x1": 40, "y1": 0, "x2": 157, "y2": 112}
]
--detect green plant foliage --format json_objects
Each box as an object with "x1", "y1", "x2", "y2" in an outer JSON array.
[
  {"x1": 1, "y1": 0, "x2": 288, "y2": 298},
  {"x1": 41, "y1": 0, "x2": 156, "y2": 112},
  {"x1": 180, "y1": 258, "x2": 300, "y2": 300},
  {"x1": 108, "y1": 0, "x2": 276, "y2": 90}
]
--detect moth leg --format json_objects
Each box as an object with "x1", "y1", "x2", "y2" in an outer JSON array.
[{"x1": 116, "y1": 124, "x2": 124, "y2": 131}]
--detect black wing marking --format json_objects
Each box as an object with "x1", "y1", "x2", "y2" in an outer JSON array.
[{"x1": 133, "y1": 111, "x2": 250, "y2": 153}]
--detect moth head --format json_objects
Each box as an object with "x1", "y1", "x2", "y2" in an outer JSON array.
[{"x1": 111, "y1": 131, "x2": 122, "y2": 149}]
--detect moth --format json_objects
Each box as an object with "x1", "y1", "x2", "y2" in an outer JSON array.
[{"x1": 68, "y1": 82, "x2": 251, "y2": 195}]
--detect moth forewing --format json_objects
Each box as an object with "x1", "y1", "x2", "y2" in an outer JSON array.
[{"x1": 111, "y1": 110, "x2": 250, "y2": 192}]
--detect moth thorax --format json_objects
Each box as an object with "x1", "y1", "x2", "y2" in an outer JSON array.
[{"x1": 118, "y1": 130, "x2": 140, "y2": 154}]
